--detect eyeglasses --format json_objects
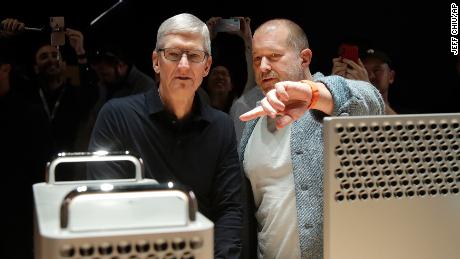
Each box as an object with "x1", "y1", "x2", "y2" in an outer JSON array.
[{"x1": 158, "y1": 48, "x2": 208, "y2": 63}]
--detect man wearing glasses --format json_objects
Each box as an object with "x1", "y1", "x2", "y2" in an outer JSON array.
[{"x1": 88, "y1": 13, "x2": 243, "y2": 259}]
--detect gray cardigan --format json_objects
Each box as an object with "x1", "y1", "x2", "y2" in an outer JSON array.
[{"x1": 239, "y1": 74, "x2": 384, "y2": 258}]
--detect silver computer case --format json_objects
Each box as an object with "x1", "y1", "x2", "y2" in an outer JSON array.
[
  {"x1": 323, "y1": 113, "x2": 460, "y2": 259},
  {"x1": 33, "y1": 152, "x2": 213, "y2": 259}
]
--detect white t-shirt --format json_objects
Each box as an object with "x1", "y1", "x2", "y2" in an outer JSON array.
[
  {"x1": 229, "y1": 86, "x2": 264, "y2": 143},
  {"x1": 243, "y1": 116, "x2": 301, "y2": 259}
]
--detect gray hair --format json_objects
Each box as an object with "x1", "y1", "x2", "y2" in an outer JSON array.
[{"x1": 155, "y1": 13, "x2": 211, "y2": 54}]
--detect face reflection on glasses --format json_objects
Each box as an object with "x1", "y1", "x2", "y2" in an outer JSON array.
[{"x1": 158, "y1": 48, "x2": 208, "y2": 63}]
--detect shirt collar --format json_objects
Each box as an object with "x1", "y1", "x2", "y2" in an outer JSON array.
[{"x1": 145, "y1": 84, "x2": 213, "y2": 123}]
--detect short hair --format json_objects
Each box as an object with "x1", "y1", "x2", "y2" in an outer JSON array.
[
  {"x1": 257, "y1": 19, "x2": 309, "y2": 52},
  {"x1": 155, "y1": 13, "x2": 211, "y2": 54}
]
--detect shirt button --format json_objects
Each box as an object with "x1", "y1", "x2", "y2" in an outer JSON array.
[{"x1": 305, "y1": 223, "x2": 313, "y2": 229}]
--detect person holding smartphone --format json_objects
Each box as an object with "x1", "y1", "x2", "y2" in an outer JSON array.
[
  {"x1": 332, "y1": 44, "x2": 399, "y2": 115},
  {"x1": 361, "y1": 49, "x2": 399, "y2": 114},
  {"x1": 206, "y1": 17, "x2": 261, "y2": 144},
  {"x1": 206, "y1": 17, "x2": 256, "y2": 96},
  {"x1": 331, "y1": 43, "x2": 370, "y2": 81}
]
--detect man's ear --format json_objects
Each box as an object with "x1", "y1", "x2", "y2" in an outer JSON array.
[
  {"x1": 389, "y1": 69, "x2": 395, "y2": 84},
  {"x1": 300, "y1": 48, "x2": 312, "y2": 68},
  {"x1": 203, "y1": 56, "x2": 212, "y2": 77},
  {"x1": 116, "y1": 61, "x2": 128, "y2": 75},
  {"x1": 152, "y1": 50, "x2": 160, "y2": 74}
]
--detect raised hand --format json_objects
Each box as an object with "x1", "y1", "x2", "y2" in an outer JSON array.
[
  {"x1": 206, "y1": 17, "x2": 222, "y2": 40},
  {"x1": 343, "y1": 58, "x2": 369, "y2": 81},
  {"x1": 227, "y1": 17, "x2": 252, "y2": 48},
  {"x1": 332, "y1": 57, "x2": 369, "y2": 82},
  {"x1": 0, "y1": 18, "x2": 25, "y2": 38},
  {"x1": 331, "y1": 57, "x2": 347, "y2": 77},
  {"x1": 65, "y1": 28, "x2": 85, "y2": 55}
]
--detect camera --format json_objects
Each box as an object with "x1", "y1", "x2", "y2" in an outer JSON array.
[{"x1": 215, "y1": 18, "x2": 240, "y2": 32}]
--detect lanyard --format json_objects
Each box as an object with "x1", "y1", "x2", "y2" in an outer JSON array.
[{"x1": 39, "y1": 87, "x2": 66, "y2": 122}]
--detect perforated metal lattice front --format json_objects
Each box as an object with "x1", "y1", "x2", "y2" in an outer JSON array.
[
  {"x1": 59, "y1": 236, "x2": 203, "y2": 258},
  {"x1": 332, "y1": 118, "x2": 460, "y2": 202}
]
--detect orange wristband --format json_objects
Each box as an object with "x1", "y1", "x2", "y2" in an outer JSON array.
[{"x1": 301, "y1": 80, "x2": 320, "y2": 109}]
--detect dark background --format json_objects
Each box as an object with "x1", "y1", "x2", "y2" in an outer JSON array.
[{"x1": 2, "y1": 0, "x2": 459, "y2": 113}]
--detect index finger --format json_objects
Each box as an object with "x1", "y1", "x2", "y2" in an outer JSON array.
[{"x1": 239, "y1": 106, "x2": 267, "y2": 121}]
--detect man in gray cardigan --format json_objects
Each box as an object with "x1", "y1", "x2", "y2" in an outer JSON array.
[{"x1": 238, "y1": 19, "x2": 384, "y2": 259}]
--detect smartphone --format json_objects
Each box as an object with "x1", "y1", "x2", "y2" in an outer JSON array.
[
  {"x1": 50, "y1": 16, "x2": 65, "y2": 46},
  {"x1": 215, "y1": 18, "x2": 240, "y2": 33},
  {"x1": 339, "y1": 44, "x2": 359, "y2": 63}
]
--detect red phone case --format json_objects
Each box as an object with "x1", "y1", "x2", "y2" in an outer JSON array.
[{"x1": 339, "y1": 44, "x2": 359, "y2": 63}]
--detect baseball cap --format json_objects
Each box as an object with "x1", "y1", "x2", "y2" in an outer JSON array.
[{"x1": 362, "y1": 49, "x2": 393, "y2": 68}]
